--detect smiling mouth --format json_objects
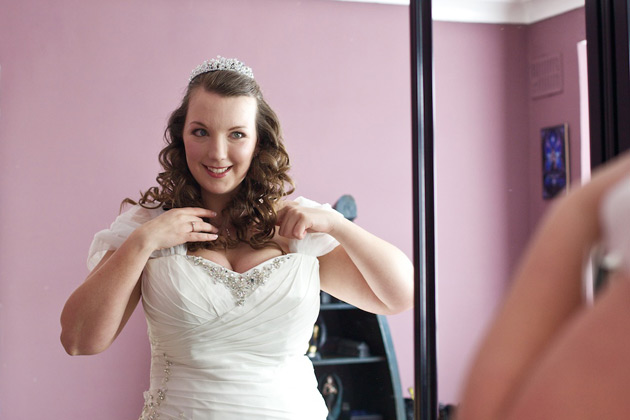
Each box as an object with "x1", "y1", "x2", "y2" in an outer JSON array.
[{"x1": 205, "y1": 165, "x2": 231, "y2": 174}]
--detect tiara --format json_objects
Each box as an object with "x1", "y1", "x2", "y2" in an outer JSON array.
[{"x1": 189, "y1": 56, "x2": 254, "y2": 82}]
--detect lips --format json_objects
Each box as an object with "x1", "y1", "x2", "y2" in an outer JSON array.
[{"x1": 204, "y1": 165, "x2": 232, "y2": 178}]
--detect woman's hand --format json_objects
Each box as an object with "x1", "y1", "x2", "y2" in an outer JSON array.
[
  {"x1": 275, "y1": 200, "x2": 344, "y2": 239},
  {"x1": 276, "y1": 199, "x2": 413, "y2": 315},
  {"x1": 60, "y1": 206, "x2": 220, "y2": 355},
  {"x1": 132, "y1": 207, "x2": 219, "y2": 251}
]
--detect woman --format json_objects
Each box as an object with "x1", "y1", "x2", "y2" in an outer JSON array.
[
  {"x1": 457, "y1": 151, "x2": 630, "y2": 419},
  {"x1": 60, "y1": 57, "x2": 413, "y2": 419}
]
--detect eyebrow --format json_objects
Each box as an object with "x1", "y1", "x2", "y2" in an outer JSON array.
[{"x1": 189, "y1": 121, "x2": 251, "y2": 131}]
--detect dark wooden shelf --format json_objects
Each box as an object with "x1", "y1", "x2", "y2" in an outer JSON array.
[
  {"x1": 320, "y1": 302, "x2": 355, "y2": 310},
  {"x1": 311, "y1": 356, "x2": 386, "y2": 366},
  {"x1": 313, "y1": 293, "x2": 405, "y2": 419}
]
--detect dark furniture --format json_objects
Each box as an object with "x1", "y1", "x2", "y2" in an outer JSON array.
[{"x1": 311, "y1": 297, "x2": 406, "y2": 420}]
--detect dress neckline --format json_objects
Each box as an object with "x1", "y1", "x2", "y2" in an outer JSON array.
[
  {"x1": 184, "y1": 252, "x2": 297, "y2": 276},
  {"x1": 184, "y1": 253, "x2": 296, "y2": 305}
]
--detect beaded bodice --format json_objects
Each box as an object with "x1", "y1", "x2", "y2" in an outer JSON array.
[
  {"x1": 138, "y1": 252, "x2": 327, "y2": 419},
  {"x1": 185, "y1": 254, "x2": 292, "y2": 305}
]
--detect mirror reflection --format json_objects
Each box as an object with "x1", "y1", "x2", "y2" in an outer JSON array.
[
  {"x1": 432, "y1": 0, "x2": 587, "y2": 409},
  {"x1": 0, "y1": 0, "x2": 413, "y2": 419}
]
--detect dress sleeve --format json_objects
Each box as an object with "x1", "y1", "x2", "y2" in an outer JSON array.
[
  {"x1": 288, "y1": 197, "x2": 341, "y2": 257},
  {"x1": 87, "y1": 205, "x2": 184, "y2": 271}
]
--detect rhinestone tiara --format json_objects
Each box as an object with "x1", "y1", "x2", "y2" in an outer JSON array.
[{"x1": 189, "y1": 56, "x2": 254, "y2": 82}]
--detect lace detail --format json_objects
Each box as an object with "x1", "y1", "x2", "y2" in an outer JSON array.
[
  {"x1": 139, "y1": 353, "x2": 185, "y2": 420},
  {"x1": 186, "y1": 255, "x2": 292, "y2": 305}
]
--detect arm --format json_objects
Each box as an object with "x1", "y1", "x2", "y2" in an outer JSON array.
[
  {"x1": 457, "y1": 152, "x2": 630, "y2": 420},
  {"x1": 276, "y1": 201, "x2": 413, "y2": 315},
  {"x1": 60, "y1": 207, "x2": 218, "y2": 355}
]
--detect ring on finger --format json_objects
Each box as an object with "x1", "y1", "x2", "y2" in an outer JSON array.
[{"x1": 191, "y1": 221, "x2": 196, "y2": 232}]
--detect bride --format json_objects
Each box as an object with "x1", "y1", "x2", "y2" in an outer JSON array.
[{"x1": 60, "y1": 57, "x2": 413, "y2": 419}]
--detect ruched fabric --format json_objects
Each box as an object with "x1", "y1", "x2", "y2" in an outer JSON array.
[{"x1": 87, "y1": 197, "x2": 339, "y2": 419}]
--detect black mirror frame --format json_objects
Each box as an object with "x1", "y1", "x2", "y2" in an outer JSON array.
[
  {"x1": 410, "y1": 0, "x2": 438, "y2": 419},
  {"x1": 411, "y1": 0, "x2": 630, "y2": 419},
  {"x1": 587, "y1": 0, "x2": 630, "y2": 165}
]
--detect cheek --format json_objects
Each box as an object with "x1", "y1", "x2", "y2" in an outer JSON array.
[
  {"x1": 235, "y1": 141, "x2": 257, "y2": 167},
  {"x1": 184, "y1": 140, "x2": 205, "y2": 165}
]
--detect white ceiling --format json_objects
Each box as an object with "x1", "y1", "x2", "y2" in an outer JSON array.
[{"x1": 334, "y1": 0, "x2": 585, "y2": 24}]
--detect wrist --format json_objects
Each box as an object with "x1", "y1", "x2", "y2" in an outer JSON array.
[
  {"x1": 127, "y1": 226, "x2": 159, "y2": 255},
  {"x1": 328, "y1": 213, "x2": 351, "y2": 238}
]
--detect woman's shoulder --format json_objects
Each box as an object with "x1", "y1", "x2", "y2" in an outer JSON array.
[
  {"x1": 291, "y1": 196, "x2": 332, "y2": 210},
  {"x1": 120, "y1": 202, "x2": 165, "y2": 223},
  {"x1": 95, "y1": 203, "x2": 165, "y2": 245},
  {"x1": 282, "y1": 196, "x2": 340, "y2": 257},
  {"x1": 87, "y1": 203, "x2": 169, "y2": 270}
]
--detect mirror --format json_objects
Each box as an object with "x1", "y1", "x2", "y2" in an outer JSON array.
[
  {"x1": 0, "y1": 0, "x2": 413, "y2": 418},
  {"x1": 431, "y1": 1, "x2": 587, "y2": 407},
  {"x1": 414, "y1": 0, "x2": 630, "y2": 418}
]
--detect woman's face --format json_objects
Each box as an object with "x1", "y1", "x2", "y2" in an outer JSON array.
[{"x1": 183, "y1": 88, "x2": 258, "y2": 210}]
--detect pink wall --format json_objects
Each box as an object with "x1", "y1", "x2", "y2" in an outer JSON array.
[
  {"x1": 527, "y1": 8, "x2": 586, "y2": 230},
  {"x1": 0, "y1": 0, "x2": 587, "y2": 414},
  {"x1": 433, "y1": 21, "x2": 530, "y2": 403},
  {"x1": 0, "y1": 0, "x2": 412, "y2": 418},
  {"x1": 433, "y1": 8, "x2": 586, "y2": 403}
]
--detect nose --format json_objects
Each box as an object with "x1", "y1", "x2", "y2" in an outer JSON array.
[{"x1": 207, "y1": 136, "x2": 228, "y2": 161}]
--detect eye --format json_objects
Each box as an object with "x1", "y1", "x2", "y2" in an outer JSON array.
[
  {"x1": 192, "y1": 128, "x2": 208, "y2": 137},
  {"x1": 230, "y1": 131, "x2": 245, "y2": 140}
]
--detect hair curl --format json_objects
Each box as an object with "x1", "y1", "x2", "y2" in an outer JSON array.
[{"x1": 125, "y1": 70, "x2": 295, "y2": 250}]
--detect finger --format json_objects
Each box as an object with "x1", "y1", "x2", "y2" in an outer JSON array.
[
  {"x1": 184, "y1": 207, "x2": 217, "y2": 218},
  {"x1": 292, "y1": 218, "x2": 309, "y2": 239},
  {"x1": 277, "y1": 210, "x2": 295, "y2": 237},
  {"x1": 193, "y1": 220, "x2": 219, "y2": 234},
  {"x1": 169, "y1": 207, "x2": 217, "y2": 218},
  {"x1": 278, "y1": 211, "x2": 307, "y2": 239},
  {"x1": 275, "y1": 207, "x2": 286, "y2": 225},
  {"x1": 275, "y1": 200, "x2": 292, "y2": 212},
  {"x1": 275, "y1": 200, "x2": 297, "y2": 222},
  {"x1": 286, "y1": 209, "x2": 309, "y2": 238},
  {"x1": 189, "y1": 232, "x2": 219, "y2": 242}
]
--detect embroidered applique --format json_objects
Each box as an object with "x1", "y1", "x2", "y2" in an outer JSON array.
[
  {"x1": 139, "y1": 353, "x2": 185, "y2": 420},
  {"x1": 186, "y1": 255, "x2": 292, "y2": 305}
]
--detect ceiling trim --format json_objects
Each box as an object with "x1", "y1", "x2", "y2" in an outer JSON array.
[
  {"x1": 332, "y1": 0, "x2": 585, "y2": 24},
  {"x1": 524, "y1": 0, "x2": 585, "y2": 24}
]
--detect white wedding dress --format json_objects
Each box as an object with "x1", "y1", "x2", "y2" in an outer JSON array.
[{"x1": 87, "y1": 197, "x2": 337, "y2": 420}]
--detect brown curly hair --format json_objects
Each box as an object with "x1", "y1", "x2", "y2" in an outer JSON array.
[{"x1": 126, "y1": 69, "x2": 295, "y2": 250}]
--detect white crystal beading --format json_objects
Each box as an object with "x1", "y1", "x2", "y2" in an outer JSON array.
[
  {"x1": 189, "y1": 56, "x2": 254, "y2": 82},
  {"x1": 186, "y1": 255, "x2": 292, "y2": 305},
  {"x1": 139, "y1": 353, "x2": 186, "y2": 420}
]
